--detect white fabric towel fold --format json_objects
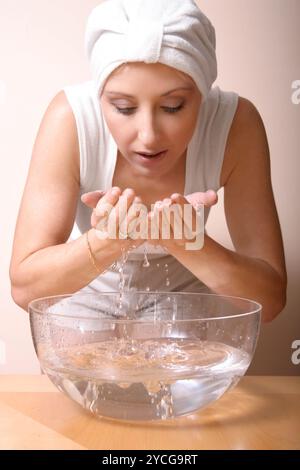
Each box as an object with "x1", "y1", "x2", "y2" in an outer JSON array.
[{"x1": 85, "y1": 0, "x2": 217, "y2": 100}]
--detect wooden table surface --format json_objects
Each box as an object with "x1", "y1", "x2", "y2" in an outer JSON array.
[{"x1": 0, "y1": 375, "x2": 299, "y2": 450}]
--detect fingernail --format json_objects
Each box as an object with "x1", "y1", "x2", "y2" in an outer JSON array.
[{"x1": 123, "y1": 188, "x2": 133, "y2": 197}]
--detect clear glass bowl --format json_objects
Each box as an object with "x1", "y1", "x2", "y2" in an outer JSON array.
[{"x1": 29, "y1": 291, "x2": 261, "y2": 421}]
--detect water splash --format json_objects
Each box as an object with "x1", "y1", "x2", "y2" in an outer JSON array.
[
  {"x1": 116, "y1": 247, "x2": 129, "y2": 314},
  {"x1": 142, "y1": 246, "x2": 150, "y2": 267},
  {"x1": 43, "y1": 339, "x2": 251, "y2": 421}
]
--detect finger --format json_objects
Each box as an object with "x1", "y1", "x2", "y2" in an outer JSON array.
[
  {"x1": 168, "y1": 201, "x2": 185, "y2": 242},
  {"x1": 206, "y1": 189, "x2": 218, "y2": 204},
  {"x1": 152, "y1": 199, "x2": 172, "y2": 242},
  {"x1": 127, "y1": 196, "x2": 148, "y2": 239},
  {"x1": 170, "y1": 193, "x2": 197, "y2": 242},
  {"x1": 93, "y1": 187, "x2": 122, "y2": 233},
  {"x1": 107, "y1": 188, "x2": 145, "y2": 239},
  {"x1": 185, "y1": 190, "x2": 218, "y2": 208},
  {"x1": 91, "y1": 210, "x2": 100, "y2": 229},
  {"x1": 160, "y1": 196, "x2": 185, "y2": 245},
  {"x1": 81, "y1": 190, "x2": 106, "y2": 208},
  {"x1": 198, "y1": 190, "x2": 218, "y2": 206},
  {"x1": 95, "y1": 186, "x2": 122, "y2": 217},
  {"x1": 147, "y1": 209, "x2": 160, "y2": 243},
  {"x1": 159, "y1": 198, "x2": 187, "y2": 248},
  {"x1": 112, "y1": 188, "x2": 136, "y2": 236},
  {"x1": 161, "y1": 198, "x2": 173, "y2": 241}
]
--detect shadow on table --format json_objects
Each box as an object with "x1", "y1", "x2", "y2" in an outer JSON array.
[{"x1": 0, "y1": 378, "x2": 291, "y2": 436}]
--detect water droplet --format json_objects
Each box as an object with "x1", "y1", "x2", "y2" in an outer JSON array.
[{"x1": 143, "y1": 246, "x2": 150, "y2": 267}]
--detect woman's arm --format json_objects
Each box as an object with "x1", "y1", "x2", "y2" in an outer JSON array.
[
  {"x1": 9, "y1": 92, "x2": 125, "y2": 311},
  {"x1": 161, "y1": 97, "x2": 287, "y2": 323}
]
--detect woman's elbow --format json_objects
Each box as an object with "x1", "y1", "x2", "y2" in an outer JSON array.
[
  {"x1": 9, "y1": 263, "x2": 29, "y2": 311},
  {"x1": 10, "y1": 284, "x2": 29, "y2": 312},
  {"x1": 262, "y1": 279, "x2": 287, "y2": 323}
]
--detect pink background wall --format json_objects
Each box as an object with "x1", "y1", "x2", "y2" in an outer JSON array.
[{"x1": 0, "y1": 0, "x2": 299, "y2": 374}]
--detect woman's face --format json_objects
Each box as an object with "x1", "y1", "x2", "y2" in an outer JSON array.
[{"x1": 100, "y1": 62, "x2": 202, "y2": 177}]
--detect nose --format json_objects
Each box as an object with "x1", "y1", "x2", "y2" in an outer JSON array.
[{"x1": 137, "y1": 109, "x2": 161, "y2": 144}]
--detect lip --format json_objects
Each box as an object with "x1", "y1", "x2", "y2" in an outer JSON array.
[
  {"x1": 136, "y1": 150, "x2": 167, "y2": 156},
  {"x1": 135, "y1": 150, "x2": 168, "y2": 164}
]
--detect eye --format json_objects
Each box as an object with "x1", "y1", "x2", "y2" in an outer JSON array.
[
  {"x1": 113, "y1": 104, "x2": 185, "y2": 115},
  {"x1": 163, "y1": 104, "x2": 185, "y2": 114}
]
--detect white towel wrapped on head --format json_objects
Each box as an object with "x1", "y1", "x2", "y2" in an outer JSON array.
[{"x1": 85, "y1": 0, "x2": 217, "y2": 100}]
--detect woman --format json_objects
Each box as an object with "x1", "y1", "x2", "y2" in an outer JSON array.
[{"x1": 9, "y1": 0, "x2": 287, "y2": 322}]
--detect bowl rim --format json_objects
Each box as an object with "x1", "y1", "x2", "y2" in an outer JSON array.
[{"x1": 28, "y1": 291, "x2": 262, "y2": 322}]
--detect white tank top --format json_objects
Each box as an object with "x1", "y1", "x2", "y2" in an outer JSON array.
[{"x1": 62, "y1": 80, "x2": 238, "y2": 293}]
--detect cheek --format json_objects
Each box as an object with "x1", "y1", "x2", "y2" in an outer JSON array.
[
  {"x1": 100, "y1": 102, "x2": 119, "y2": 129},
  {"x1": 102, "y1": 110, "x2": 130, "y2": 143},
  {"x1": 180, "y1": 109, "x2": 200, "y2": 139},
  {"x1": 108, "y1": 123, "x2": 135, "y2": 154},
  {"x1": 172, "y1": 118, "x2": 196, "y2": 142}
]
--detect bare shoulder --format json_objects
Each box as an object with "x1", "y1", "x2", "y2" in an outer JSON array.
[
  {"x1": 9, "y1": 90, "x2": 80, "y2": 273},
  {"x1": 221, "y1": 96, "x2": 267, "y2": 187},
  {"x1": 36, "y1": 90, "x2": 79, "y2": 179},
  {"x1": 48, "y1": 89, "x2": 71, "y2": 110},
  {"x1": 45, "y1": 89, "x2": 74, "y2": 121},
  {"x1": 221, "y1": 95, "x2": 287, "y2": 293}
]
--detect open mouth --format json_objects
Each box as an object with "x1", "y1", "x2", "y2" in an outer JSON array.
[{"x1": 136, "y1": 150, "x2": 167, "y2": 159}]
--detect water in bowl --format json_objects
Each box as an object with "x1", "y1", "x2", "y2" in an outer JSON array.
[{"x1": 41, "y1": 337, "x2": 250, "y2": 421}]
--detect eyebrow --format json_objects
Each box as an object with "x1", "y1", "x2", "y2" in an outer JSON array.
[{"x1": 105, "y1": 86, "x2": 193, "y2": 98}]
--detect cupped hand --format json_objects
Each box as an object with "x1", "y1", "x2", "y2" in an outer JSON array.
[
  {"x1": 146, "y1": 190, "x2": 218, "y2": 251},
  {"x1": 81, "y1": 189, "x2": 218, "y2": 248},
  {"x1": 81, "y1": 187, "x2": 146, "y2": 247}
]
